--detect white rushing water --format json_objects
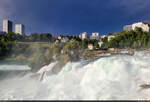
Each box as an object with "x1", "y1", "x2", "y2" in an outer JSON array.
[{"x1": 1, "y1": 51, "x2": 150, "y2": 100}]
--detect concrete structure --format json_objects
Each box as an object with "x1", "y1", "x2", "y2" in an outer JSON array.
[
  {"x1": 88, "y1": 44, "x2": 94, "y2": 50},
  {"x1": 101, "y1": 35, "x2": 107, "y2": 39},
  {"x1": 61, "y1": 37, "x2": 69, "y2": 43},
  {"x1": 108, "y1": 35, "x2": 115, "y2": 42},
  {"x1": 91, "y1": 32, "x2": 99, "y2": 40},
  {"x1": 124, "y1": 22, "x2": 150, "y2": 32},
  {"x1": 132, "y1": 22, "x2": 150, "y2": 32},
  {"x1": 123, "y1": 25, "x2": 132, "y2": 31},
  {"x1": 15, "y1": 24, "x2": 25, "y2": 35},
  {"x1": 79, "y1": 32, "x2": 89, "y2": 40},
  {"x1": 2, "y1": 19, "x2": 13, "y2": 33},
  {"x1": 98, "y1": 41, "x2": 104, "y2": 48},
  {"x1": 58, "y1": 36, "x2": 62, "y2": 40}
]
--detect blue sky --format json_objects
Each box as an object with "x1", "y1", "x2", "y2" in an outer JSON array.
[{"x1": 0, "y1": 0, "x2": 150, "y2": 36}]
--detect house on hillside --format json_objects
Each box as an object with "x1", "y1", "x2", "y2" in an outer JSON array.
[
  {"x1": 123, "y1": 25, "x2": 132, "y2": 31},
  {"x1": 124, "y1": 22, "x2": 150, "y2": 32},
  {"x1": 61, "y1": 37, "x2": 69, "y2": 43},
  {"x1": 79, "y1": 32, "x2": 90, "y2": 40},
  {"x1": 88, "y1": 44, "x2": 94, "y2": 50},
  {"x1": 91, "y1": 32, "x2": 99, "y2": 40},
  {"x1": 100, "y1": 35, "x2": 107, "y2": 39},
  {"x1": 98, "y1": 40, "x2": 104, "y2": 48},
  {"x1": 108, "y1": 35, "x2": 115, "y2": 42},
  {"x1": 58, "y1": 36, "x2": 62, "y2": 40}
]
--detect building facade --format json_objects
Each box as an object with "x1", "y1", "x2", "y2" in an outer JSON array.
[
  {"x1": 123, "y1": 22, "x2": 150, "y2": 32},
  {"x1": 132, "y1": 22, "x2": 150, "y2": 32},
  {"x1": 61, "y1": 37, "x2": 69, "y2": 43},
  {"x1": 108, "y1": 35, "x2": 115, "y2": 42},
  {"x1": 101, "y1": 35, "x2": 107, "y2": 39},
  {"x1": 98, "y1": 41, "x2": 104, "y2": 48},
  {"x1": 91, "y1": 32, "x2": 99, "y2": 40},
  {"x1": 88, "y1": 44, "x2": 94, "y2": 50},
  {"x1": 123, "y1": 25, "x2": 132, "y2": 31},
  {"x1": 15, "y1": 24, "x2": 25, "y2": 35},
  {"x1": 2, "y1": 20, "x2": 13, "y2": 33},
  {"x1": 79, "y1": 32, "x2": 89, "y2": 40}
]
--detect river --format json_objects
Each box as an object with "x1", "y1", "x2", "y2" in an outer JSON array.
[{"x1": 1, "y1": 51, "x2": 150, "y2": 100}]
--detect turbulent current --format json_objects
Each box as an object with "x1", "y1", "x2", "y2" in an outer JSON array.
[{"x1": 1, "y1": 51, "x2": 150, "y2": 100}]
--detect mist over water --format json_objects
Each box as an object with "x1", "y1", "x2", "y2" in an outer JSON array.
[{"x1": 1, "y1": 51, "x2": 150, "y2": 100}]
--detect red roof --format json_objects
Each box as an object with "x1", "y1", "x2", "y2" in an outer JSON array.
[{"x1": 53, "y1": 36, "x2": 57, "y2": 39}]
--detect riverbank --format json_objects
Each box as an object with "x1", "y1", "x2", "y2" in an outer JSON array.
[{"x1": 1, "y1": 41, "x2": 150, "y2": 74}]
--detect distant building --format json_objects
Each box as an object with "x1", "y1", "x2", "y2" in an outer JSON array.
[
  {"x1": 101, "y1": 35, "x2": 107, "y2": 39},
  {"x1": 124, "y1": 22, "x2": 150, "y2": 32},
  {"x1": 113, "y1": 33, "x2": 119, "y2": 36},
  {"x1": 2, "y1": 19, "x2": 13, "y2": 33},
  {"x1": 79, "y1": 32, "x2": 89, "y2": 40},
  {"x1": 98, "y1": 41, "x2": 104, "y2": 48},
  {"x1": 15, "y1": 24, "x2": 25, "y2": 35},
  {"x1": 79, "y1": 34, "x2": 82, "y2": 39},
  {"x1": 132, "y1": 22, "x2": 150, "y2": 32},
  {"x1": 108, "y1": 35, "x2": 115, "y2": 42},
  {"x1": 88, "y1": 44, "x2": 94, "y2": 50},
  {"x1": 123, "y1": 25, "x2": 132, "y2": 31},
  {"x1": 61, "y1": 37, "x2": 69, "y2": 43},
  {"x1": 58, "y1": 36, "x2": 62, "y2": 40},
  {"x1": 91, "y1": 32, "x2": 99, "y2": 40},
  {"x1": 53, "y1": 36, "x2": 57, "y2": 39}
]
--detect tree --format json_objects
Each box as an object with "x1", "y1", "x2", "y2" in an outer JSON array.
[
  {"x1": 94, "y1": 41, "x2": 99, "y2": 48},
  {"x1": 0, "y1": 32, "x2": 16, "y2": 57}
]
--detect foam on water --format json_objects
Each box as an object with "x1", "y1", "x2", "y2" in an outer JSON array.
[
  {"x1": 0, "y1": 65, "x2": 30, "y2": 71},
  {"x1": 1, "y1": 51, "x2": 150, "y2": 100}
]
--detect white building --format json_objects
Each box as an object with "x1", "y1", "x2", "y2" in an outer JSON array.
[
  {"x1": 98, "y1": 41, "x2": 104, "y2": 48},
  {"x1": 108, "y1": 35, "x2": 115, "y2": 42},
  {"x1": 58, "y1": 36, "x2": 62, "y2": 40},
  {"x1": 123, "y1": 25, "x2": 132, "y2": 31},
  {"x1": 88, "y1": 44, "x2": 94, "y2": 50},
  {"x1": 101, "y1": 35, "x2": 107, "y2": 39},
  {"x1": 79, "y1": 32, "x2": 89, "y2": 40},
  {"x1": 61, "y1": 37, "x2": 69, "y2": 43},
  {"x1": 132, "y1": 22, "x2": 150, "y2": 32},
  {"x1": 2, "y1": 19, "x2": 13, "y2": 33},
  {"x1": 91, "y1": 32, "x2": 99, "y2": 40},
  {"x1": 15, "y1": 24, "x2": 25, "y2": 35},
  {"x1": 124, "y1": 22, "x2": 150, "y2": 32}
]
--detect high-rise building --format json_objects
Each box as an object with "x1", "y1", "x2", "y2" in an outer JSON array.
[
  {"x1": 15, "y1": 24, "x2": 25, "y2": 35},
  {"x1": 2, "y1": 19, "x2": 13, "y2": 33}
]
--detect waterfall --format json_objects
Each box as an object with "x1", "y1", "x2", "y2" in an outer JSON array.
[{"x1": 1, "y1": 51, "x2": 150, "y2": 100}]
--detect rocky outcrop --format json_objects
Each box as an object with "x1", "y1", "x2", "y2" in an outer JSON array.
[{"x1": 52, "y1": 54, "x2": 70, "y2": 74}]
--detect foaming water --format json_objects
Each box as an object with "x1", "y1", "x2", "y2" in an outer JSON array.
[{"x1": 1, "y1": 51, "x2": 150, "y2": 100}]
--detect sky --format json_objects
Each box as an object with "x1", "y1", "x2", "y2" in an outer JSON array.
[{"x1": 0, "y1": 0, "x2": 150, "y2": 36}]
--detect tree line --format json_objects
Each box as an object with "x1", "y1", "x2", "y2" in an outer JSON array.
[{"x1": 105, "y1": 28, "x2": 150, "y2": 49}]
